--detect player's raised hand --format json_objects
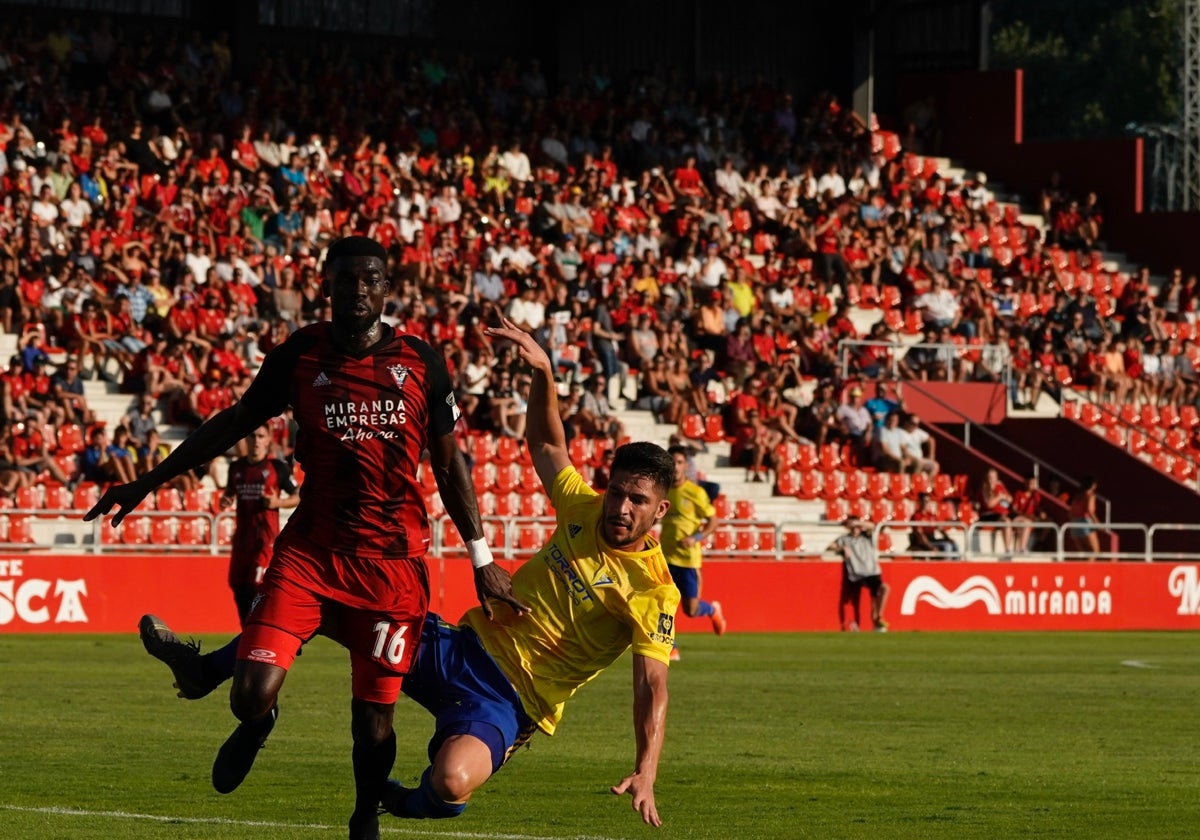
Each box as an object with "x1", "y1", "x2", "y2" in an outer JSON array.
[
  {"x1": 485, "y1": 317, "x2": 554, "y2": 374},
  {"x1": 610, "y1": 772, "x2": 662, "y2": 827},
  {"x1": 83, "y1": 479, "x2": 152, "y2": 528},
  {"x1": 473, "y1": 563, "x2": 530, "y2": 619}
]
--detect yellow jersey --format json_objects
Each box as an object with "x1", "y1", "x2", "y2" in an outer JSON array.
[
  {"x1": 660, "y1": 480, "x2": 715, "y2": 569},
  {"x1": 460, "y1": 466, "x2": 679, "y2": 735}
]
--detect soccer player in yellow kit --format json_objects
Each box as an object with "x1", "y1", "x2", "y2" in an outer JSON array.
[
  {"x1": 380, "y1": 317, "x2": 679, "y2": 826},
  {"x1": 660, "y1": 445, "x2": 725, "y2": 659}
]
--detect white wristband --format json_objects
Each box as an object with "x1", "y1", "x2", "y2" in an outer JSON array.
[{"x1": 467, "y1": 538, "x2": 494, "y2": 569}]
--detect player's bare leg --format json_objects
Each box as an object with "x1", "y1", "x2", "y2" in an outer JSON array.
[
  {"x1": 349, "y1": 698, "x2": 396, "y2": 840},
  {"x1": 381, "y1": 733, "x2": 492, "y2": 819},
  {"x1": 212, "y1": 660, "x2": 285, "y2": 794}
]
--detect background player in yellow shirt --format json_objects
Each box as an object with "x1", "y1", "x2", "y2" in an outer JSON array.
[
  {"x1": 661, "y1": 445, "x2": 725, "y2": 659},
  {"x1": 139, "y1": 316, "x2": 681, "y2": 828}
]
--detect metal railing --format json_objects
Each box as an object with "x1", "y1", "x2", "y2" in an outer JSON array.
[
  {"x1": 902, "y1": 377, "x2": 1114, "y2": 524},
  {"x1": 837, "y1": 338, "x2": 1014, "y2": 386},
  {"x1": 0, "y1": 511, "x2": 1184, "y2": 563}
]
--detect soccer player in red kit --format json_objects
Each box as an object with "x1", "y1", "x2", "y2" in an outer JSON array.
[
  {"x1": 220, "y1": 424, "x2": 298, "y2": 624},
  {"x1": 86, "y1": 235, "x2": 526, "y2": 840}
]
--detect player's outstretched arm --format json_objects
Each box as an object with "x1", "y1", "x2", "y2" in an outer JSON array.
[
  {"x1": 484, "y1": 317, "x2": 570, "y2": 493},
  {"x1": 84, "y1": 402, "x2": 266, "y2": 527},
  {"x1": 610, "y1": 653, "x2": 669, "y2": 827},
  {"x1": 431, "y1": 432, "x2": 528, "y2": 618}
]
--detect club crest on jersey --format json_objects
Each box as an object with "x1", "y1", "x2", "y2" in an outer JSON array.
[{"x1": 388, "y1": 364, "x2": 412, "y2": 391}]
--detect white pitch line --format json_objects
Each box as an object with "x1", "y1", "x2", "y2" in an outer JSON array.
[
  {"x1": 0, "y1": 805, "x2": 623, "y2": 840},
  {"x1": 1120, "y1": 659, "x2": 1161, "y2": 669}
]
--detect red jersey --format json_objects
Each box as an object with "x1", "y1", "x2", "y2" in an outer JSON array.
[
  {"x1": 226, "y1": 456, "x2": 297, "y2": 586},
  {"x1": 239, "y1": 323, "x2": 458, "y2": 559}
]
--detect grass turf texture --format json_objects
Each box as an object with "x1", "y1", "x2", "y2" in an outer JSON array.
[{"x1": 1, "y1": 632, "x2": 1197, "y2": 839}]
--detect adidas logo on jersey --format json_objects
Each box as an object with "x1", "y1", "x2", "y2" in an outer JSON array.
[
  {"x1": 568, "y1": 523, "x2": 582, "y2": 538},
  {"x1": 312, "y1": 372, "x2": 332, "y2": 387},
  {"x1": 593, "y1": 572, "x2": 614, "y2": 586}
]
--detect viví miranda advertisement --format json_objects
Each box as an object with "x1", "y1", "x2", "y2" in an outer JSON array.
[{"x1": 2, "y1": 556, "x2": 1200, "y2": 633}]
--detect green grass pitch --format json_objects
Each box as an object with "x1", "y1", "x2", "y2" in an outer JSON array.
[{"x1": 1, "y1": 631, "x2": 1197, "y2": 839}]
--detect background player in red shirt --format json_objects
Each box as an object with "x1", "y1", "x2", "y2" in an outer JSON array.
[
  {"x1": 220, "y1": 424, "x2": 298, "y2": 625},
  {"x1": 86, "y1": 235, "x2": 525, "y2": 840}
]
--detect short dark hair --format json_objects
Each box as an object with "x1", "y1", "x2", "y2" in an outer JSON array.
[
  {"x1": 610, "y1": 441, "x2": 674, "y2": 494},
  {"x1": 325, "y1": 235, "x2": 387, "y2": 264},
  {"x1": 667, "y1": 444, "x2": 690, "y2": 459}
]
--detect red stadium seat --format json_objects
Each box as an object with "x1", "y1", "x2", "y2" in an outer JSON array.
[
  {"x1": 865, "y1": 472, "x2": 888, "y2": 500},
  {"x1": 798, "y1": 470, "x2": 823, "y2": 500},
  {"x1": 794, "y1": 445, "x2": 818, "y2": 470},
  {"x1": 1160, "y1": 405, "x2": 1180, "y2": 429},
  {"x1": 72, "y1": 483, "x2": 99, "y2": 511},
  {"x1": 782, "y1": 531, "x2": 805, "y2": 553},
  {"x1": 519, "y1": 494, "x2": 546, "y2": 518},
  {"x1": 712, "y1": 495, "x2": 731, "y2": 519},
  {"x1": 775, "y1": 469, "x2": 801, "y2": 497},
  {"x1": 155, "y1": 488, "x2": 182, "y2": 512},
  {"x1": 847, "y1": 499, "x2": 870, "y2": 520},
  {"x1": 843, "y1": 470, "x2": 866, "y2": 500},
  {"x1": 494, "y1": 436, "x2": 521, "y2": 465},
  {"x1": 493, "y1": 492, "x2": 519, "y2": 518},
  {"x1": 883, "y1": 308, "x2": 905, "y2": 333},
  {"x1": 56, "y1": 423, "x2": 85, "y2": 454},
  {"x1": 122, "y1": 516, "x2": 151, "y2": 545},
  {"x1": 41, "y1": 484, "x2": 70, "y2": 513},
  {"x1": 887, "y1": 472, "x2": 911, "y2": 501},
  {"x1": 177, "y1": 517, "x2": 210, "y2": 547},
  {"x1": 216, "y1": 517, "x2": 235, "y2": 546},
  {"x1": 150, "y1": 517, "x2": 175, "y2": 545},
  {"x1": 1180, "y1": 405, "x2": 1199, "y2": 431},
  {"x1": 818, "y1": 444, "x2": 842, "y2": 472},
  {"x1": 493, "y1": 463, "x2": 522, "y2": 494},
  {"x1": 757, "y1": 528, "x2": 776, "y2": 552},
  {"x1": 825, "y1": 498, "x2": 849, "y2": 522},
  {"x1": 8, "y1": 514, "x2": 33, "y2": 544},
  {"x1": 820, "y1": 471, "x2": 846, "y2": 501},
  {"x1": 704, "y1": 414, "x2": 726, "y2": 443},
  {"x1": 14, "y1": 486, "x2": 40, "y2": 511},
  {"x1": 870, "y1": 500, "x2": 893, "y2": 523},
  {"x1": 735, "y1": 528, "x2": 758, "y2": 552},
  {"x1": 709, "y1": 529, "x2": 735, "y2": 552},
  {"x1": 910, "y1": 472, "x2": 932, "y2": 497},
  {"x1": 734, "y1": 499, "x2": 756, "y2": 520},
  {"x1": 681, "y1": 414, "x2": 705, "y2": 440}
]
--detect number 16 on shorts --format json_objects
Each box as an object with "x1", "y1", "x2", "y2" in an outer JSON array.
[{"x1": 371, "y1": 621, "x2": 413, "y2": 669}]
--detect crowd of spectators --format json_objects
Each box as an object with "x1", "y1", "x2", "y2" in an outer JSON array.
[{"x1": 0, "y1": 13, "x2": 1183, "y2": 509}]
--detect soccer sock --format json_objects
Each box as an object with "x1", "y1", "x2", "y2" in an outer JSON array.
[
  {"x1": 391, "y1": 768, "x2": 467, "y2": 819},
  {"x1": 202, "y1": 636, "x2": 241, "y2": 683},
  {"x1": 352, "y1": 730, "x2": 396, "y2": 815},
  {"x1": 695, "y1": 600, "x2": 715, "y2": 618}
]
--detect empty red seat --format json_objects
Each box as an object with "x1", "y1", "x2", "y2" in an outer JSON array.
[
  {"x1": 818, "y1": 444, "x2": 842, "y2": 472},
  {"x1": 518, "y1": 494, "x2": 546, "y2": 517},
  {"x1": 825, "y1": 498, "x2": 849, "y2": 522},
  {"x1": 735, "y1": 529, "x2": 757, "y2": 552},
  {"x1": 1180, "y1": 405, "x2": 1199, "y2": 430},
  {"x1": 847, "y1": 499, "x2": 870, "y2": 520},
  {"x1": 155, "y1": 488, "x2": 182, "y2": 512},
  {"x1": 494, "y1": 436, "x2": 521, "y2": 465},
  {"x1": 782, "y1": 531, "x2": 805, "y2": 552},
  {"x1": 56, "y1": 423, "x2": 85, "y2": 454},
  {"x1": 798, "y1": 470, "x2": 823, "y2": 500},
  {"x1": 681, "y1": 414, "x2": 705, "y2": 440},
  {"x1": 493, "y1": 463, "x2": 522, "y2": 494},
  {"x1": 72, "y1": 483, "x2": 99, "y2": 511},
  {"x1": 865, "y1": 472, "x2": 888, "y2": 500},
  {"x1": 177, "y1": 517, "x2": 209, "y2": 546},
  {"x1": 493, "y1": 492, "x2": 519, "y2": 518},
  {"x1": 843, "y1": 470, "x2": 866, "y2": 500},
  {"x1": 887, "y1": 472, "x2": 911, "y2": 501},
  {"x1": 122, "y1": 516, "x2": 151, "y2": 545},
  {"x1": 1160, "y1": 405, "x2": 1180, "y2": 428},
  {"x1": 709, "y1": 529, "x2": 735, "y2": 552},
  {"x1": 8, "y1": 514, "x2": 33, "y2": 544},
  {"x1": 870, "y1": 500, "x2": 893, "y2": 523},
  {"x1": 820, "y1": 471, "x2": 846, "y2": 500},
  {"x1": 216, "y1": 517, "x2": 235, "y2": 546},
  {"x1": 149, "y1": 517, "x2": 175, "y2": 545},
  {"x1": 42, "y1": 484, "x2": 70, "y2": 512},
  {"x1": 794, "y1": 445, "x2": 818, "y2": 470},
  {"x1": 758, "y1": 528, "x2": 776, "y2": 552},
  {"x1": 734, "y1": 500, "x2": 756, "y2": 520},
  {"x1": 704, "y1": 414, "x2": 726, "y2": 443},
  {"x1": 775, "y1": 469, "x2": 801, "y2": 497},
  {"x1": 712, "y1": 495, "x2": 731, "y2": 519}
]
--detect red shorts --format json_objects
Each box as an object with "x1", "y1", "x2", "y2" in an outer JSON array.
[
  {"x1": 237, "y1": 531, "x2": 429, "y2": 704},
  {"x1": 228, "y1": 535, "x2": 273, "y2": 588}
]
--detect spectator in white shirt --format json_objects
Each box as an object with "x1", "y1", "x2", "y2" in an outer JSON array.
[
  {"x1": 914, "y1": 274, "x2": 962, "y2": 333},
  {"x1": 499, "y1": 140, "x2": 532, "y2": 183}
]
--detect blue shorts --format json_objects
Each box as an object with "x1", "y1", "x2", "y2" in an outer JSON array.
[
  {"x1": 401, "y1": 614, "x2": 536, "y2": 772},
  {"x1": 668, "y1": 564, "x2": 701, "y2": 600}
]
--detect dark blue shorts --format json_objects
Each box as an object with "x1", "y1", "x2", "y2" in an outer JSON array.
[
  {"x1": 401, "y1": 614, "x2": 536, "y2": 772},
  {"x1": 668, "y1": 564, "x2": 701, "y2": 600}
]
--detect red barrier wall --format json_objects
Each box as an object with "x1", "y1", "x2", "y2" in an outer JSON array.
[
  {"x1": 898, "y1": 381, "x2": 1007, "y2": 424},
  {"x1": 4, "y1": 554, "x2": 1198, "y2": 634}
]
